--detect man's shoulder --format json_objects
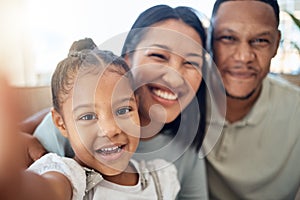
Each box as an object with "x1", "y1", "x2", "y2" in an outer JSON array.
[{"x1": 266, "y1": 74, "x2": 300, "y2": 96}]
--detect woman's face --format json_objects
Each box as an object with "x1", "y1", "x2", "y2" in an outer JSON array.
[{"x1": 127, "y1": 19, "x2": 203, "y2": 130}]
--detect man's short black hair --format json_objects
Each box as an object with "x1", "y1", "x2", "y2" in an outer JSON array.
[{"x1": 211, "y1": 0, "x2": 280, "y2": 27}]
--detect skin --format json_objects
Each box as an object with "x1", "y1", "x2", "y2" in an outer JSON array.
[
  {"x1": 212, "y1": 0, "x2": 281, "y2": 122},
  {"x1": 52, "y1": 65, "x2": 140, "y2": 186},
  {"x1": 126, "y1": 19, "x2": 203, "y2": 135}
]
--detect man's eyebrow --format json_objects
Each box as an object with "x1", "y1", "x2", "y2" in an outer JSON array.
[
  {"x1": 255, "y1": 32, "x2": 273, "y2": 37},
  {"x1": 215, "y1": 28, "x2": 274, "y2": 37}
]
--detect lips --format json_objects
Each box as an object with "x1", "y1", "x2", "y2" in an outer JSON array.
[
  {"x1": 152, "y1": 87, "x2": 178, "y2": 100},
  {"x1": 227, "y1": 71, "x2": 256, "y2": 79},
  {"x1": 96, "y1": 145, "x2": 123, "y2": 155},
  {"x1": 95, "y1": 144, "x2": 126, "y2": 161}
]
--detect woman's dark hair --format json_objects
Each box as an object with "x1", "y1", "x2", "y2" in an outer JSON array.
[{"x1": 121, "y1": 4, "x2": 207, "y2": 151}]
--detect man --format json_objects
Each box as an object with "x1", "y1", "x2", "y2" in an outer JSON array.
[{"x1": 204, "y1": 0, "x2": 300, "y2": 199}]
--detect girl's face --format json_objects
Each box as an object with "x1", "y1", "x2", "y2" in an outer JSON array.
[
  {"x1": 127, "y1": 19, "x2": 203, "y2": 130},
  {"x1": 58, "y1": 66, "x2": 140, "y2": 176}
]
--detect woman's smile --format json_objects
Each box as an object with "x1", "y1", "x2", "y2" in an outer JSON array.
[{"x1": 148, "y1": 84, "x2": 180, "y2": 105}]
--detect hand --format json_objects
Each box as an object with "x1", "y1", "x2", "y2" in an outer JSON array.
[{"x1": 21, "y1": 132, "x2": 47, "y2": 167}]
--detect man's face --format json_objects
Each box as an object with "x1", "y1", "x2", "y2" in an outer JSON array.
[{"x1": 212, "y1": 1, "x2": 280, "y2": 99}]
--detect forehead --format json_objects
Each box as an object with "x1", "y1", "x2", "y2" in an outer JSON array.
[
  {"x1": 213, "y1": 1, "x2": 277, "y2": 30},
  {"x1": 72, "y1": 65, "x2": 126, "y2": 95},
  {"x1": 137, "y1": 19, "x2": 203, "y2": 56}
]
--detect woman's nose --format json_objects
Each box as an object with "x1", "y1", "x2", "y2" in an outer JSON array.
[
  {"x1": 161, "y1": 69, "x2": 184, "y2": 88},
  {"x1": 161, "y1": 59, "x2": 185, "y2": 88}
]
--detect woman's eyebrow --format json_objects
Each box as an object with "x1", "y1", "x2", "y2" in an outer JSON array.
[
  {"x1": 186, "y1": 52, "x2": 203, "y2": 58},
  {"x1": 150, "y1": 44, "x2": 171, "y2": 51},
  {"x1": 150, "y1": 44, "x2": 202, "y2": 57}
]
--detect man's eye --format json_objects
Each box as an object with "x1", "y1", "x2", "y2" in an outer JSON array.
[
  {"x1": 216, "y1": 35, "x2": 235, "y2": 43},
  {"x1": 79, "y1": 113, "x2": 97, "y2": 120},
  {"x1": 116, "y1": 107, "x2": 131, "y2": 116},
  {"x1": 251, "y1": 38, "x2": 270, "y2": 46}
]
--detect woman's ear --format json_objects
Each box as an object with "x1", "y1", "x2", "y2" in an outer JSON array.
[
  {"x1": 134, "y1": 93, "x2": 140, "y2": 108},
  {"x1": 124, "y1": 54, "x2": 132, "y2": 67},
  {"x1": 51, "y1": 108, "x2": 68, "y2": 138}
]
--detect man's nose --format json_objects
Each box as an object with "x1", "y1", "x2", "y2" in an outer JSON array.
[{"x1": 232, "y1": 42, "x2": 255, "y2": 63}]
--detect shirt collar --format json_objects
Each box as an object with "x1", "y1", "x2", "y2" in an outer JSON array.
[{"x1": 207, "y1": 76, "x2": 271, "y2": 126}]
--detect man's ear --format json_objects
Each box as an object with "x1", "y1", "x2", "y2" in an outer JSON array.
[
  {"x1": 272, "y1": 30, "x2": 281, "y2": 58},
  {"x1": 51, "y1": 108, "x2": 68, "y2": 138}
]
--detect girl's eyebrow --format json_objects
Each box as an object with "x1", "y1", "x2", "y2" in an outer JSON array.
[
  {"x1": 73, "y1": 97, "x2": 136, "y2": 112},
  {"x1": 73, "y1": 104, "x2": 94, "y2": 113},
  {"x1": 115, "y1": 97, "x2": 136, "y2": 105}
]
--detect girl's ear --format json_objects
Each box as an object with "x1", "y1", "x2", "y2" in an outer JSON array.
[{"x1": 51, "y1": 108, "x2": 68, "y2": 138}]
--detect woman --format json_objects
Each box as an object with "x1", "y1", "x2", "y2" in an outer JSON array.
[{"x1": 24, "y1": 5, "x2": 208, "y2": 199}]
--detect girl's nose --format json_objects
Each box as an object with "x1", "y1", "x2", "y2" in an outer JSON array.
[{"x1": 97, "y1": 120, "x2": 121, "y2": 139}]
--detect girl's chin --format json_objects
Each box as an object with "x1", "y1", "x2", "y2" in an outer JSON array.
[{"x1": 102, "y1": 169, "x2": 123, "y2": 176}]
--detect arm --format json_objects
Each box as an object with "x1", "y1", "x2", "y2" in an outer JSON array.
[
  {"x1": 174, "y1": 149, "x2": 208, "y2": 200},
  {"x1": 20, "y1": 132, "x2": 47, "y2": 167},
  {"x1": 19, "y1": 107, "x2": 51, "y2": 134},
  {"x1": 0, "y1": 78, "x2": 71, "y2": 200},
  {"x1": 21, "y1": 111, "x2": 73, "y2": 167},
  {"x1": 10, "y1": 171, "x2": 72, "y2": 200}
]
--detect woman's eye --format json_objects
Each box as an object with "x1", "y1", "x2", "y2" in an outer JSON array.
[
  {"x1": 116, "y1": 107, "x2": 132, "y2": 116},
  {"x1": 185, "y1": 61, "x2": 200, "y2": 68},
  {"x1": 79, "y1": 113, "x2": 97, "y2": 121},
  {"x1": 149, "y1": 53, "x2": 167, "y2": 60}
]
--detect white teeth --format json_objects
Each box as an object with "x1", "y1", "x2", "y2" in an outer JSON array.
[
  {"x1": 98, "y1": 145, "x2": 122, "y2": 154},
  {"x1": 152, "y1": 88, "x2": 178, "y2": 100}
]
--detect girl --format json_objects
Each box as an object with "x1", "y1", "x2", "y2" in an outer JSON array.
[{"x1": 28, "y1": 49, "x2": 180, "y2": 199}]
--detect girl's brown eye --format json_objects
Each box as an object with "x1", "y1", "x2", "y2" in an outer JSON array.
[
  {"x1": 79, "y1": 113, "x2": 97, "y2": 120},
  {"x1": 116, "y1": 107, "x2": 132, "y2": 116}
]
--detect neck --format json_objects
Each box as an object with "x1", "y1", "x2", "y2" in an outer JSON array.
[
  {"x1": 225, "y1": 87, "x2": 261, "y2": 123},
  {"x1": 102, "y1": 162, "x2": 138, "y2": 186}
]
